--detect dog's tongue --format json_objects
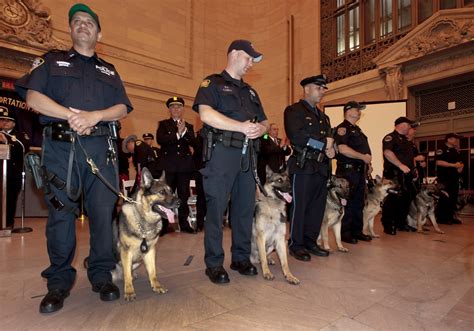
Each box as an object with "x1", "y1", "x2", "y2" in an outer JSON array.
[
  {"x1": 340, "y1": 198, "x2": 347, "y2": 206},
  {"x1": 282, "y1": 192, "x2": 292, "y2": 203},
  {"x1": 159, "y1": 206, "x2": 176, "y2": 223}
]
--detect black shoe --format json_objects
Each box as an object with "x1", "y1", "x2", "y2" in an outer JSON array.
[
  {"x1": 397, "y1": 225, "x2": 411, "y2": 232},
  {"x1": 451, "y1": 218, "x2": 462, "y2": 224},
  {"x1": 354, "y1": 234, "x2": 372, "y2": 241},
  {"x1": 289, "y1": 249, "x2": 311, "y2": 261},
  {"x1": 384, "y1": 228, "x2": 396, "y2": 235},
  {"x1": 341, "y1": 236, "x2": 358, "y2": 244},
  {"x1": 305, "y1": 245, "x2": 330, "y2": 257},
  {"x1": 230, "y1": 260, "x2": 258, "y2": 276},
  {"x1": 407, "y1": 225, "x2": 417, "y2": 232},
  {"x1": 180, "y1": 226, "x2": 197, "y2": 234},
  {"x1": 205, "y1": 266, "x2": 230, "y2": 284},
  {"x1": 92, "y1": 281, "x2": 120, "y2": 301},
  {"x1": 39, "y1": 289, "x2": 70, "y2": 314}
]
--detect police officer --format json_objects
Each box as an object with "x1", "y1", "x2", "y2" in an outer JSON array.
[
  {"x1": 334, "y1": 101, "x2": 372, "y2": 244},
  {"x1": 381, "y1": 117, "x2": 418, "y2": 235},
  {"x1": 257, "y1": 123, "x2": 290, "y2": 185},
  {"x1": 193, "y1": 40, "x2": 269, "y2": 284},
  {"x1": 407, "y1": 126, "x2": 426, "y2": 191},
  {"x1": 435, "y1": 133, "x2": 464, "y2": 224},
  {"x1": 284, "y1": 75, "x2": 335, "y2": 262},
  {"x1": 15, "y1": 3, "x2": 132, "y2": 313},
  {"x1": 143, "y1": 132, "x2": 161, "y2": 167},
  {"x1": 0, "y1": 109, "x2": 30, "y2": 229},
  {"x1": 156, "y1": 97, "x2": 196, "y2": 234}
]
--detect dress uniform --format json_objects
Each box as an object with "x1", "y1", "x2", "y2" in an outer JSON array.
[
  {"x1": 334, "y1": 101, "x2": 372, "y2": 243},
  {"x1": 381, "y1": 117, "x2": 417, "y2": 235},
  {"x1": 435, "y1": 133, "x2": 463, "y2": 224},
  {"x1": 0, "y1": 110, "x2": 30, "y2": 228},
  {"x1": 193, "y1": 40, "x2": 267, "y2": 283},
  {"x1": 156, "y1": 97, "x2": 196, "y2": 233},
  {"x1": 284, "y1": 75, "x2": 333, "y2": 261},
  {"x1": 15, "y1": 3, "x2": 132, "y2": 313}
]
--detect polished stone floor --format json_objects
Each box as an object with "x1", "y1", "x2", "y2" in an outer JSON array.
[{"x1": 1, "y1": 206, "x2": 473, "y2": 330}]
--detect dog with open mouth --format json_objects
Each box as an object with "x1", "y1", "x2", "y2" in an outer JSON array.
[{"x1": 407, "y1": 183, "x2": 445, "y2": 234}]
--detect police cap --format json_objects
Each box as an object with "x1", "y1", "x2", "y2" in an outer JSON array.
[
  {"x1": 143, "y1": 133, "x2": 154, "y2": 140},
  {"x1": 227, "y1": 40, "x2": 263, "y2": 63},
  {"x1": 343, "y1": 101, "x2": 366, "y2": 112},
  {"x1": 394, "y1": 116, "x2": 420, "y2": 127},
  {"x1": 69, "y1": 3, "x2": 101, "y2": 31},
  {"x1": 166, "y1": 96, "x2": 185, "y2": 108},
  {"x1": 300, "y1": 74, "x2": 328, "y2": 89},
  {"x1": 0, "y1": 107, "x2": 15, "y2": 121},
  {"x1": 445, "y1": 133, "x2": 462, "y2": 140}
]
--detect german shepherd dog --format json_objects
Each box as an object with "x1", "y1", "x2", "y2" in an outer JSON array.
[
  {"x1": 250, "y1": 166, "x2": 299, "y2": 285},
  {"x1": 317, "y1": 176, "x2": 351, "y2": 252},
  {"x1": 111, "y1": 168, "x2": 180, "y2": 301},
  {"x1": 407, "y1": 183, "x2": 445, "y2": 234},
  {"x1": 362, "y1": 176, "x2": 397, "y2": 238}
]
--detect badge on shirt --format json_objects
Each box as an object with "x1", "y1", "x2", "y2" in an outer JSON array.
[
  {"x1": 24, "y1": 133, "x2": 30, "y2": 140},
  {"x1": 249, "y1": 89, "x2": 256, "y2": 98},
  {"x1": 55, "y1": 61, "x2": 73, "y2": 67},
  {"x1": 136, "y1": 141, "x2": 142, "y2": 146},
  {"x1": 200, "y1": 79, "x2": 211, "y2": 88},
  {"x1": 436, "y1": 149, "x2": 443, "y2": 155},
  {"x1": 384, "y1": 135, "x2": 392, "y2": 142},
  {"x1": 337, "y1": 127, "x2": 347, "y2": 136},
  {"x1": 95, "y1": 65, "x2": 115, "y2": 76},
  {"x1": 221, "y1": 85, "x2": 233, "y2": 93},
  {"x1": 30, "y1": 57, "x2": 45, "y2": 73}
]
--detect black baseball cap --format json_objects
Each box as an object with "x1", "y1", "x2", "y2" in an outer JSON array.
[
  {"x1": 166, "y1": 96, "x2": 185, "y2": 108},
  {"x1": 227, "y1": 40, "x2": 263, "y2": 63},
  {"x1": 143, "y1": 133, "x2": 154, "y2": 140},
  {"x1": 394, "y1": 116, "x2": 420, "y2": 127},
  {"x1": 300, "y1": 74, "x2": 328, "y2": 89},
  {"x1": 69, "y1": 3, "x2": 101, "y2": 31},
  {"x1": 445, "y1": 133, "x2": 462, "y2": 140},
  {"x1": 343, "y1": 101, "x2": 366, "y2": 112}
]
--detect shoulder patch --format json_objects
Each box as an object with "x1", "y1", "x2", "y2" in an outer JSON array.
[
  {"x1": 337, "y1": 127, "x2": 347, "y2": 136},
  {"x1": 30, "y1": 57, "x2": 45, "y2": 73},
  {"x1": 436, "y1": 149, "x2": 443, "y2": 155},
  {"x1": 200, "y1": 79, "x2": 211, "y2": 88},
  {"x1": 384, "y1": 135, "x2": 392, "y2": 142},
  {"x1": 136, "y1": 140, "x2": 142, "y2": 146}
]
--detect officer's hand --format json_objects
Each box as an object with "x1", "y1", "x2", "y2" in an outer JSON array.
[
  {"x1": 399, "y1": 164, "x2": 411, "y2": 174},
  {"x1": 420, "y1": 161, "x2": 427, "y2": 168},
  {"x1": 0, "y1": 132, "x2": 6, "y2": 144},
  {"x1": 68, "y1": 107, "x2": 101, "y2": 133},
  {"x1": 177, "y1": 119, "x2": 186, "y2": 135},
  {"x1": 78, "y1": 127, "x2": 92, "y2": 136},
  {"x1": 362, "y1": 153, "x2": 372, "y2": 164},
  {"x1": 242, "y1": 121, "x2": 266, "y2": 139},
  {"x1": 325, "y1": 147, "x2": 335, "y2": 158}
]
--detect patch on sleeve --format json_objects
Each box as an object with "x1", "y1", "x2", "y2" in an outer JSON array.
[
  {"x1": 136, "y1": 140, "x2": 142, "y2": 146},
  {"x1": 200, "y1": 79, "x2": 211, "y2": 88},
  {"x1": 383, "y1": 135, "x2": 392, "y2": 142},
  {"x1": 337, "y1": 127, "x2": 346, "y2": 136},
  {"x1": 30, "y1": 57, "x2": 45, "y2": 73},
  {"x1": 436, "y1": 149, "x2": 443, "y2": 155}
]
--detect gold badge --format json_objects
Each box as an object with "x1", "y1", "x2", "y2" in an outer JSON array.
[
  {"x1": 200, "y1": 79, "x2": 211, "y2": 88},
  {"x1": 136, "y1": 140, "x2": 142, "y2": 146},
  {"x1": 30, "y1": 57, "x2": 45, "y2": 73},
  {"x1": 337, "y1": 127, "x2": 347, "y2": 136}
]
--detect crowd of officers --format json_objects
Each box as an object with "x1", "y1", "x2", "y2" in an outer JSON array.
[{"x1": 6, "y1": 2, "x2": 465, "y2": 314}]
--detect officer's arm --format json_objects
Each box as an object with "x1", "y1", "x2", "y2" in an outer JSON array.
[
  {"x1": 436, "y1": 160, "x2": 457, "y2": 168},
  {"x1": 338, "y1": 144, "x2": 371, "y2": 163},
  {"x1": 26, "y1": 90, "x2": 72, "y2": 120},
  {"x1": 383, "y1": 149, "x2": 407, "y2": 170}
]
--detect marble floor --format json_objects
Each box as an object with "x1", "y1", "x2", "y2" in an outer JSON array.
[{"x1": 1, "y1": 206, "x2": 473, "y2": 331}]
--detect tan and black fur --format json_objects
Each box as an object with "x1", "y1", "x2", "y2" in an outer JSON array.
[
  {"x1": 111, "y1": 168, "x2": 180, "y2": 301},
  {"x1": 250, "y1": 167, "x2": 299, "y2": 285},
  {"x1": 362, "y1": 175, "x2": 397, "y2": 238},
  {"x1": 407, "y1": 183, "x2": 445, "y2": 234},
  {"x1": 317, "y1": 176, "x2": 351, "y2": 252}
]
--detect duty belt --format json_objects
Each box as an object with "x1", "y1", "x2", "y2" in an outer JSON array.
[
  {"x1": 44, "y1": 122, "x2": 111, "y2": 142},
  {"x1": 340, "y1": 163, "x2": 364, "y2": 172}
]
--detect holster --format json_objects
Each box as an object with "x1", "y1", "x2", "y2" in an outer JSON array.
[{"x1": 25, "y1": 152, "x2": 44, "y2": 189}]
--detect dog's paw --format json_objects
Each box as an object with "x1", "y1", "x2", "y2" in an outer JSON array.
[
  {"x1": 267, "y1": 258, "x2": 276, "y2": 265},
  {"x1": 371, "y1": 234, "x2": 380, "y2": 238},
  {"x1": 152, "y1": 286, "x2": 168, "y2": 294},
  {"x1": 324, "y1": 247, "x2": 333, "y2": 253},
  {"x1": 263, "y1": 272, "x2": 275, "y2": 281},
  {"x1": 338, "y1": 246, "x2": 349, "y2": 253},
  {"x1": 285, "y1": 274, "x2": 300, "y2": 285},
  {"x1": 435, "y1": 229, "x2": 445, "y2": 234},
  {"x1": 124, "y1": 292, "x2": 136, "y2": 302}
]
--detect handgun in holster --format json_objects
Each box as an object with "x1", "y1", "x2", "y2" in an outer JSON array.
[
  {"x1": 296, "y1": 147, "x2": 307, "y2": 168},
  {"x1": 202, "y1": 128, "x2": 214, "y2": 162},
  {"x1": 25, "y1": 152, "x2": 44, "y2": 190}
]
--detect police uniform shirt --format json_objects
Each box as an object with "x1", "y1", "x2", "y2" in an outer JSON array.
[
  {"x1": 382, "y1": 130, "x2": 414, "y2": 172},
  {"x1": 15, "y1": 48, "x2": 133, "y2": 124},
  {"x1": 334, "y1": 119, "x2": 371, "y2": 165},
  {"x1": 435, "y1": 144, "x2": 461, "y2": 181},
  {"x1": 134, "y1": 139, "x2": 161, "y2": 177},
  {"x1": 192, "y1": 70, "x2": 266, "y2": 123}
]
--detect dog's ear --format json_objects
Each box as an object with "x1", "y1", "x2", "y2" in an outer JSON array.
[
  {"x1": 159, "y1": 171, "x2": 166, "y2": 183},
  {"x1": 266, "y1": 165, "x2": 274, "y2": 180},
  {"x1": 141, "y1": 167, "x2": 154, "y2": 189},
  {"x1": 375, "y1": 174, "x2": 382, "y2": 183}
]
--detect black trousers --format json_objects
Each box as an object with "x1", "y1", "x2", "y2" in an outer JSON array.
[
  {"x1": 6, "y1": 177, "x2": 21, "y2": 228},
  {"x1": 41, "y1": 134, "x2": 118, "y2": 291},
  {"x1": 436, "y1": 179, "x2": 459, "y2": 223},
  {"x1": 289, "y1": 172, "x2": 327, "y2": 251},
  {"x1": 165, "y1": 171, "x2": 191, "y2": 229},
  {"x1": 201, "y1": 143, "x2": 255, "y2": 268},
  {"x1": 337, "y1": 169, "x2": 365, "y2": 237}
]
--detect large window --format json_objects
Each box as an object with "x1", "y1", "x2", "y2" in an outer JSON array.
[
  {"x1": 380, "y1": 0, "x2": 393, "y2": 37},
  {"x1": 349, "y1": 6, "x2": 360, "y2": 51},
  {"x1": 337, "y1": 13, "x2": 346, "y2": 55},
  {"x1": 418, "y1": 0, "x2": 433, "y2": 23},
  {"x1": 398, "y1": 0, "x2": 412, "y2": 32}
]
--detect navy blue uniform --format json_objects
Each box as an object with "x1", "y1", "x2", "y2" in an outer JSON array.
[
  {"x1": 193, "y1": 70, "x2": 266, "y2": 268},
  {"x1": 435, "y1": 144, "x2": 461, "y2": 223},
  {"x1": 381, "y1": 130, "x2": 415, "y2": 233},
  {"x1": 334, "y1": 120, "x2": 371, "y2": 239},
  {"x1": 15, "y1": 49, "x2": 132, "y2": 291},
  {"x1": 284, "y1": 99, "x2": 332, "y2": 252}
]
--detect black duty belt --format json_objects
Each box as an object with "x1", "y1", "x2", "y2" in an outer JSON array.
[
  {"x1": 44, "y1": 122, "x2": 111, "y2": 142},
  {"x1": 213, "y1": 131, "x2": 245, "y2": 149},
  {"x1": 305, "y1": 149, "x2": 326, "y2": 161},
  {"x1": 340, "y1": 163, "x2": 364, "y2": 172}
]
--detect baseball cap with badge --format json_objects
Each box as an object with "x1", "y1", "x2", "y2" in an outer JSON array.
[
  {"x1": 143, "y1": 133, "x2": 154, "y2": 140},
  {"x1": 69, "y1": 3, "x2": 101, "y2": 31},
  {"x1": 300, "y1": 74, "x2": 328, "y2": 89},
  {"x1": 394, "y1": 116, "x2": 420, "y2": 127},
  {"x1": 343, "y1": 101, "x2": 366, "y2": 112},
  {"x1": 0, "y1": 107, "x2": 15, "y2": 121},
  {"x1": 445, "y1": 133, "x2": 462, "y2": 140},
  {"x1": 166, "y1": 96, "x2": 185, "y2": 108},
  {"x1": 227, "y1": 40, "x2": 263, "y2": 63}
]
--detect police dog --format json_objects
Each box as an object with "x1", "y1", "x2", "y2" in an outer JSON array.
[
  {"x1": 250, "y1": 166, "x2": 299, "y2": 285},
  {"x1": 111, "y1": 168, "x2": 180, "y2": 301},
  {"x1": 407, "y1": 183, "x2": 445, "y2": 234},
  {"x1": 317, "y1": 176, "x2": 351, "y2": 252},
  {"x1": 362, "y1": 176, "x2": 397, "y2": 238}
]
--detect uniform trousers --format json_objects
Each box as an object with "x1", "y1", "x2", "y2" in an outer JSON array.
[
  {"x1": 436, "y1": 179, "x2": 459, "y2": 223},
  {"x1": 6, "y1": 177, "x2": 21, "y2": 228},
  {"x1": 165, "y1": 171, "x2": 191, "y2": 228},
  {"x1": 201, "y1": 143, "x2": 255, "y2": 268},
  {"x1": 337, "y1": 169, "x2": 365, "y2": 238},
  {"x1": 41, "y1": 133, "x2": 118, "y2": 291}
]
